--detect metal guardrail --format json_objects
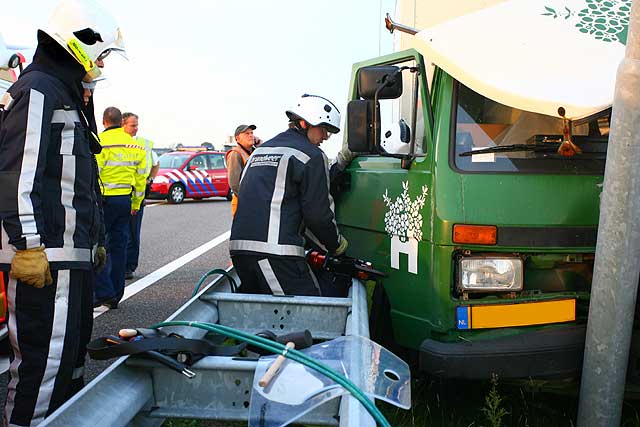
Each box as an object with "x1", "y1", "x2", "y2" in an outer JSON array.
[{"x1": 41, "y1": 268, "x2": 375, "y2": 427}]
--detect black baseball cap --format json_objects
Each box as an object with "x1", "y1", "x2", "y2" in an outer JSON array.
[{"x1": 234, "y1": 124, "x2": 256, "y2": 137}]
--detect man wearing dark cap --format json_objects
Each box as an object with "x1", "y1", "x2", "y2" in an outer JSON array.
[{"x1": 226, "y1": 124, "x2": 256, "y2": 216}]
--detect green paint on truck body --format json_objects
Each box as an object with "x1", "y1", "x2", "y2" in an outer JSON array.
[{"x1": 335, "y1": 49, "x2": 614, "y2": 377}]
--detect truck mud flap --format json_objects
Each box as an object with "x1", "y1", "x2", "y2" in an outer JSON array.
[{"x1": 419, "y1": 325, "x2": 586, "y2": 379}]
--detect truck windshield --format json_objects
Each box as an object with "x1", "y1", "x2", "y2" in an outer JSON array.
[
  {"x1": 452, "y1": 82, "x2": 610, "y2": 174},
  {"x1": 158, "y1": 154, "x2": 191, "y2": 169}
]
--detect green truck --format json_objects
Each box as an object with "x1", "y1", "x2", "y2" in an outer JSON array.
[{"x1": 333, "y1": 8, "x2": 631, "y2": 381}]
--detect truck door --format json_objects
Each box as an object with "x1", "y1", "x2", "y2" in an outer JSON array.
[{"x1": 334, "y1": 50, "x2": 436, "y2": 349}]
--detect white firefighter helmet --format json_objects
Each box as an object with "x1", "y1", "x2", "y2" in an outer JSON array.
[
  {"x1": 286, "y1": 94, "x2": 341, "y2": 134},
  {"x1": 381, "y1": 119, "x2": 411, "y2": 155},
  {"x1": 44, "y1": 0, "x2": 126, "y2": 81}
]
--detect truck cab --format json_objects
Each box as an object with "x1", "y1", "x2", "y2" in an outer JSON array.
[{"x1": 335, "y1": 48, "x2": 621, "y2": 381}]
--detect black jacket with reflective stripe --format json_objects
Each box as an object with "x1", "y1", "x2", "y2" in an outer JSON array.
[
  {"x1": 230, "y1": 128, "x2": 340, "y2": 258},
  {"x1": 0, "y1": 39, "x2": 103, "y2": 270}
]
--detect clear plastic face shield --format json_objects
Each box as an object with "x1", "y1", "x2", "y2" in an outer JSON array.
[{"x1": 249, "y1": 335, "x2": 411, "y2": 427}]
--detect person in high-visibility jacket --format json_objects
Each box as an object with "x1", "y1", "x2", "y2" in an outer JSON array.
[
  {"x1": 122, "y1": 112, "x2": 159, "y2": 279},
  {"x1": 94, "y1": 106, "x2": 146, "y2": 308}
]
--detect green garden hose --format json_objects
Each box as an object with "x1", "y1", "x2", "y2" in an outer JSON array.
[
  {"x1": 152, "y1": 320, "x2": 391, "y2": 427},
  {"x1": 191, "y1": 268, "x2": 238, "y2": 297}
]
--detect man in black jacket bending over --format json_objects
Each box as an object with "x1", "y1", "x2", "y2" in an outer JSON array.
[{"x1": 230, "y1": 94, "x2": 348, "y2": 296}]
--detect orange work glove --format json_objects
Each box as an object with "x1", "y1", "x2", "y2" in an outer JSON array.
[{"x1": 10, "y1": 247, "x2": 53, "y2": 288}]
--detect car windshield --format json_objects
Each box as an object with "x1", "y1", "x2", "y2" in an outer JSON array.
[
  {"x1": 452, "y1": 83, "x2": 610, "y2": 174},
  {"x1": 158, "y1": 154, "x2": 191, "y2": 169}
]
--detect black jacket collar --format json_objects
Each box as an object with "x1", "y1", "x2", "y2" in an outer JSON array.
[{"x1": 21, "y1": 31, "x2": 86, "y2": 106}]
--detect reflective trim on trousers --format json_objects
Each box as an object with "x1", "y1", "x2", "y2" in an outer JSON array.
[{"x1": 257, "y1": 259, "x2": 285, "y2": 296}]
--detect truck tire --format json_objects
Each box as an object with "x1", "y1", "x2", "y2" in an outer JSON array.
[{"x1": 168, "y1": 183, "x2": 185, "y2": 204}]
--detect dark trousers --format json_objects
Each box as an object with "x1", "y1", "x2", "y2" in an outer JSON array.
[
  {"x1": 4, "y1": 269, "x2": 94, "y2": 427},
  {"x1": 95, "y1": 195, "x2": 131, "y2": 303},
  {"x1": 126, "y1": 198, "x2": 145, "y2": 273},
  {"x1": 231, "y1": 254, "x2": 321, "y2": 296}
]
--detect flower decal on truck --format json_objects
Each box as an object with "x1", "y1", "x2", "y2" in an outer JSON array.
[
  {"x1": 383, "y1": 181, "x2": 428, "y2": 241},
  {"x1": 382, "y1": 181, "x2": 428, "y2": 275}
]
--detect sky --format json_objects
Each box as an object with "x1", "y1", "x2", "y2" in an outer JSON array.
[{"x1": 1, "y1": 0, "x2": 397, "y2": 158}]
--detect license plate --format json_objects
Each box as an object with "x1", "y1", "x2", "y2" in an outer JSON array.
[{"x1": 456, "y1": 299, "x2": 576, "y2": 330}]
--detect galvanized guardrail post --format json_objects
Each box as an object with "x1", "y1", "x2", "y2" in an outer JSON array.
[{"x1": 578, "y1": 1, "x2": 640, "y2": 425}]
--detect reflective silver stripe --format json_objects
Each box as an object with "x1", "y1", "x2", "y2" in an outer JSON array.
[
  {"x1": 264, "y1": 148, "x2": 311, "y2": 244},
  {"x1": 103, "y1": 183, "x2": 132, "y2": 189},
  {"x1": 229, "y1": 240, "x2": 305, "y2": 257},
  {"x1": 0, "y1": 223, "x2": 13, "y2": 264},
  {"x1": 137, "y1": 136, "x2": 154, "y2": 176},
  {"x1": 267, "y1": 153, "x2": 291, "y2": 243},
  {"x1": 52, "y1": 109, "x2": 79, "y2": 155},
  {"x1": 0, "y1": 247, "x2": 90, "y2": 263},
  {"x1": 52, "y1": 110, "x2": 79, "y2": 253},
  {"x1": 72, "y1": 366, "x2": 85, "y2": 380},
  {"x1": 44, "y1": 247, "x2": 91, "y2": 262},
  {"x1": 61, "y1": 154, "x2": 77, "y2": 254},
  {"x1": 304, "y1": 229, "x2": 327, "y2": 252},
  {"x1": 32, "y1": 270, "x2": 70, "y2": 425},
  {"x1": 17, "y1": 89, "x2": 45, "y2": 249},
  {"x1": 322, "y1": 151, "x2": 340, "y2": 236},
  {"x1": 104, "y1": 160, "x2": 138, "y2": 167},
  {"x1": 136, "y1": 168, "x2": 146, "y2": 175},
  {"x1": 135, "y1": 191, "x2": 145, "y2": 198},
  {"x1": 254, "y1": 146, "x2": 311, "y2": 164},
  {"x1": 258, "y1": 259, "x2": 285, "y2": 296},
  {"x1": 307, "y1": 263, "x2": 322, "y2": 295},
  {"x1": 51, "y1": 109, "x2": 80, "y2": 124},
  {"x1": 5, "y1": 276, "x2": 20, "y2": 425}
]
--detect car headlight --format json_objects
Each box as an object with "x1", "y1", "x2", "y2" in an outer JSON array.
[{"x1": 458, "y1": 257, "x2": 523, "y2": 292}]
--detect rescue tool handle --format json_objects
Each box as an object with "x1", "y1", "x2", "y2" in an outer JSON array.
[{"x1": 258, "y1": 341, "x2": 295, "y2": 388}]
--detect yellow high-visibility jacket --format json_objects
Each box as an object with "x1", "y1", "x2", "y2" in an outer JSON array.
[{"x1": 96, "y1": 127, "x2": 147, "y2": 210}]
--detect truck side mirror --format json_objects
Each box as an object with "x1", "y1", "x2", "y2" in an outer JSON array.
[
  {"x1": 357, "y1": 66, "x2": 403, "y2": 100},
  {"x1": 347, "y1": 100, "x2": 380, "y2": 153}
]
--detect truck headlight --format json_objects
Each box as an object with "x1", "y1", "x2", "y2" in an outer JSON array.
[{"x1": 458, "y1": 257, "x2": 523, "y2": 292}]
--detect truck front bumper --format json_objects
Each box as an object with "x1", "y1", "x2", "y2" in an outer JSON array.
[{"x1": 419, "y1": 325, "x2": 586, "y2": 379}]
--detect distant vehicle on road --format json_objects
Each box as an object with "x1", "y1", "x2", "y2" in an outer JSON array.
[
  {"x1": 152, "y1": 147, "x2": 173, "y2": 157},
  {"x1": 149, "y1": 150, "x2": 231, "y2": 204}
]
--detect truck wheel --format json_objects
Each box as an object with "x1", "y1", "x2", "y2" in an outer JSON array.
[
  {"x1": 226, "y1": 189, "x2": 233, "y2": 201},
  {"x1": 168, "y1": 184, "x2": 185, "y2": 204}
]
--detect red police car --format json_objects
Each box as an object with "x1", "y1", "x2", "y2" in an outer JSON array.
[{"x1": 149, "y1": 150, "x2": 231, "y2": 204}]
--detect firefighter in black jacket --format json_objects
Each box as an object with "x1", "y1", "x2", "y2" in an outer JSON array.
[
  {"x1": 230, "y1": 94, "x2": 348, "y2": 296},
  {"x1": 0, "y1": 1, "x2": 125, "y2": 425}
]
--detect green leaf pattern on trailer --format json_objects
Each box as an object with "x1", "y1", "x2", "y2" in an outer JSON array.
[{"x1": 543, "y1": 0, "x2": 630, "y2": 44}]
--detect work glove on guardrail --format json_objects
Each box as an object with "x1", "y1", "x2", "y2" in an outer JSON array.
[
  {"x1": 334, "y1": 235, "x2": 349, "y2": 256},
  {"x1": 10, "y1": 247, "x2": 53, "y2": 288},
  {"x1": 94, "y1": 246, "x2": 107, "y2": 273}
]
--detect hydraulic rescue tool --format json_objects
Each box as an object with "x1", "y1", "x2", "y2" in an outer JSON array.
[{"x1": 306, "y1": 251, "x2": 386, "y2": 281}]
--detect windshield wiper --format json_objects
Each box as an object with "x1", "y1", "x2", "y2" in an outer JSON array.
[{"x1": 459, "y1": 143, "x2": 558, "y2": 157}]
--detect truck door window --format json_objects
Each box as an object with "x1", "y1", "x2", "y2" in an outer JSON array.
[
  {"x1": 378, "y1": 59, "x2": 426, "y2": 155},
  {"x1": 452, "y1": 82, "x2": 610, "y2": 175}
]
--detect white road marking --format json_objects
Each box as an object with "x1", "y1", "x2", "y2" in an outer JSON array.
[
  {"x1": 145, "y1": 201, "x2": 166, "y2": 208},
  {"x1": 93, "y1": 230, "x2": 231, "y2": 318}
]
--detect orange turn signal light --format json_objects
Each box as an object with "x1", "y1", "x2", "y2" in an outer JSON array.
[{"x1": 453, "y1": 224, "x2": 497, "y2": 245}]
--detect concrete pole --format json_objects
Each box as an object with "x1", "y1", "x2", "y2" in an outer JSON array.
[{"x1": 578, "y1": 2, "x2": 640, "y2": 425}]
